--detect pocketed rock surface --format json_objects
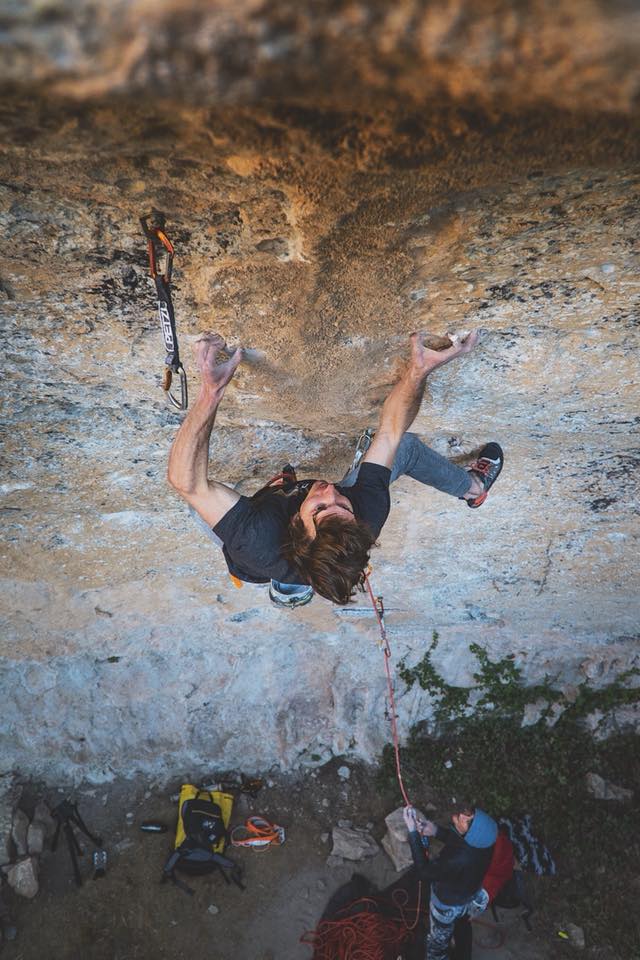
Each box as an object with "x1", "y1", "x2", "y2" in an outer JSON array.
[{"x1": 1, "y1": 1, "x2": 639, "y2": 785}]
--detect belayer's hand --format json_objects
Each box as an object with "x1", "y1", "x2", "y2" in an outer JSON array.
[
  {"x1": 195, "y1": 333, "x2": 243, "y2": 393},
  {"x1": 419, "y1": 818, "x2": 438, "y2": 838},
  {"x1": 403, "y1": 805, "x2": 418, "y2": 831},
  {"x1": 409, "y1": 329, "x2": 479, "y2": 378}
]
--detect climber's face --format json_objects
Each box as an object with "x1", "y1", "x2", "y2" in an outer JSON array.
[{"x1": 298, "y1": 481, "x2": 356, "y2": 539}]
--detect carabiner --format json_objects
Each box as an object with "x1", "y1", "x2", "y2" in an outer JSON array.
[
  {"x1": 140, "y1": 211, "x2": 174, "y2": 282},
  {"x1": 374, "y1": 595, "x2": 387, "y2": 648},
  {"x1": 162, "y1": 364, "x2": 188, "y2": 411}
]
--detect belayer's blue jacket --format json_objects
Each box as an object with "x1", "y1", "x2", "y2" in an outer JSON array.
[{"x1": 408, "y1": 808, "x2": 498, "y2": 906}]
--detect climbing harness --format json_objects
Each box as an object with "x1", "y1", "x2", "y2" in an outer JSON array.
[
  {"x1": 364, "y1": 573, "x2": 411, "y2": 808},
  {"x1": 140, "y1": 210, "x2": 188, "y2": 410},
  {"x1": 231, "y1": 816, "x2": 285, "y2": 850}
]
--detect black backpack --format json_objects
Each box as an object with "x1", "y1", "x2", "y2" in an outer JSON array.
[{"x1": 162, "y1": 792, "x2": 244, "y2": 895}]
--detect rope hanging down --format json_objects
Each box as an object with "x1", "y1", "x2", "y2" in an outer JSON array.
[
  {"x1": 140, "y1": 210, "x2": 188, "y2": 410},
  {"x1": 364, "y1": 574, "x2": 411, "y2": 808}
]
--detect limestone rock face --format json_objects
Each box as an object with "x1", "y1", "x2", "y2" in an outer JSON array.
[
  {"x1": 0, "y1": 4, "x2": 639, "y2": 783},
  {"x1": 3, "y1": 1, "x2": 640, "y2": 114}
]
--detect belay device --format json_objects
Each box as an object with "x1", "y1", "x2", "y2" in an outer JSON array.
[{"x1": 140, "y1": 210, "x2": 188, "y2": 410}]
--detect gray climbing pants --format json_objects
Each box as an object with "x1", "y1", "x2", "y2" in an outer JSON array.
[{"x1": 340, "y1": 432, "x2": 472, "y2": 497}]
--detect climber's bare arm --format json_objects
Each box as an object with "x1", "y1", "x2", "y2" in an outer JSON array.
[
  {"x1": 167, "y1": 334, "x2": 243, "y2": 528},
  {"x1": 363, "y1": 331, "x2": 479, "y2": 469}
]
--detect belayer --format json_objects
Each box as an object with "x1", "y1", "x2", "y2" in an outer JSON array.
[
  {"x1": 403, "y1": 802, "x2": 498, "y2": 960},
  {"x1": 167, "y1": 330, "x2": 504, "y2": 606}
]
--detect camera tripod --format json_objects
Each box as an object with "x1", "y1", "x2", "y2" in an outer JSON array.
[{"x1": 51, "y1": 799, "x2": 104, "y2": 886}]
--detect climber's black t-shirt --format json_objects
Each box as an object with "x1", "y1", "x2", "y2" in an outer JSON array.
[{"x1": 212, "y1": 462, "x2": 391, "y2": 584}]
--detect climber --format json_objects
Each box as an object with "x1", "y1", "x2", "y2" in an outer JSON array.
[
  {"x1": 403, "y1": 802, "x2": 498, "y2": 960},
  {"x1": 167, "y1": 330, "x2": 504, "y2": 606}
]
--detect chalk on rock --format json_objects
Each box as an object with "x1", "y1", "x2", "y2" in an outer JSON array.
[
  {"x1": 600, "y1": 263, "x2": 616, "y2": 275},
  {"x1": 3, "y1": 856, "x2": 39, "y2": 899},
  {"x1": 337, "y1": 766, "x2": 350, "y2": 781},
  {"x1": 331, "y1": 825, "x2": 378, "y2": 861},
  {"x1": 207, "y1": 904, "x2": 219, "y2": 915},
  {"x1": 11, "y1": 810, "x2": 29, "y2": 859}
]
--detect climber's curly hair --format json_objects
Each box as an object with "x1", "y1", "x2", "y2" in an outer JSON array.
[{"x1": 282, "y1": 514, "x2": 377, "y2": 605}]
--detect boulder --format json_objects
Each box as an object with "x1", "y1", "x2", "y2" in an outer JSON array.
[
  {"x1": 0, "y1": 776, "x2": 22, "y2": 867},
  {"x1": 585, "y1": 773, "x2": 633, "y2": 802},
  {"x1": 27, "y1": 820, "x2": 47, "y2": 856},
  {"x1": 382, "y1": 806, "x2": 429, "y2": 872},
  {"x1": 330, "y1": 825, "x2": 379, "y2": 861},
  {"x1": 11, "y1": 810, "x2": 29, "y2": 859},
  {"x1": 2, "y1": 856, "x2": 39, "y2": 899},
  {"x1": 33, "y1": 802, "x2": 56, "y2": 839}
]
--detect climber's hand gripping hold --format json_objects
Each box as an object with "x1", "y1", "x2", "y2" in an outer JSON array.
[
  {"x1": 195, "y1": 332, "x2": 244, "y2": 395},
  {"x1": 362, "y1": 329, "x2": 480, "y2": 472},
  {"x1": 409, "y1": 329, "x2": 479, "y2": 378}
]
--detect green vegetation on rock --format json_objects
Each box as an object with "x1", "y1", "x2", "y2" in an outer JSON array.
[{"x1": 382, "y1": 638, "x2": 640, "y2": 958}]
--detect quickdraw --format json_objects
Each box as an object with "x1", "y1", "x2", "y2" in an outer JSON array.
[
  {"x1": 230, "y1": 816, "x2": 285, "y2": 850},
  {"x1": 140, "y1": 210, "x2": 188, "y2": 410}
]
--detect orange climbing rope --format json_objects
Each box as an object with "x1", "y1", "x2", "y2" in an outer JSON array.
[
  {"x1": 364, "y1": 574, "x2": 411, "y2": 808},
  {"x1": 300, "y1": 888, "x2": 424, "y2": 960}
]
